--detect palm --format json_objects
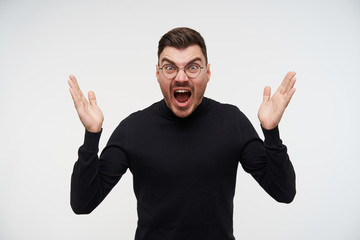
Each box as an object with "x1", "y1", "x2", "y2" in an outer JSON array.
[
  {"x1": 68, "y1": 75, "x2": 104, "y2": 133},
  {"x1": 258, "y1": 72, "x2": 296, "y2": 130}
]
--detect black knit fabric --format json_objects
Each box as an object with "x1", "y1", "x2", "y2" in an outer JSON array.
[{"x1": 71, "y1": 97, "x2": 296, "y2": 240}]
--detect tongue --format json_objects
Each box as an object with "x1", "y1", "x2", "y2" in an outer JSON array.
[{"x1": 175, "y1": 92, "x2": 190, "y2": 103}]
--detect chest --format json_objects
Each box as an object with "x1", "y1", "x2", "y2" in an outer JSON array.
[{"x1": 126, "y1": 118, "x2": 241, "y2": 186}]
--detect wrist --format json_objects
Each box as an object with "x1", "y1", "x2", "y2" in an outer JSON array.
[
  {"x1": 86, "y1": 127, "x2": 102, "y2": 133},
  {"x1": 83, "y1": 129, "x2": 102, "y2": 151},
  {"x1": 261, "y1": 125, "x2": 282, "y2": 146}
]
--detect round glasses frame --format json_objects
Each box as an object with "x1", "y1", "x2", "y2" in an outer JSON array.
[{"x1": 159, "y1": 63, "x2": 206, "y2": 80}]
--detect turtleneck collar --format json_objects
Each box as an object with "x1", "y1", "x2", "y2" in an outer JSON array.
[{"x1": 158, "y1": 97, "x2": 210, "y2": 121}]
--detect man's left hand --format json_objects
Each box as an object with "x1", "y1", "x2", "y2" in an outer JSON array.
[{"x1": 258, "y1": 71, "x2": 297, "y2": 130}]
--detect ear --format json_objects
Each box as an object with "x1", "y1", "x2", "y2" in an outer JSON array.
[
  {"x1": 206, "y1": 64, "x2": 211, "y2": 82},
  {"x1": 156, "y1": 64, "x2": 160, "y2": 82}
]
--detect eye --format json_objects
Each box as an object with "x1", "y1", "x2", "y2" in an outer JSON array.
[
  {"x1": 164, "y1": 64, "x2": 176, "y2": 72},
  {"x1": 186, "y1": 64, "x2": 199, "y2": 72}
]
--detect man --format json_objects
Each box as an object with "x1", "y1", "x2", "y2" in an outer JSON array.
[{"x1": 68, "y1": 27, "x2": 296, "y2": 240}]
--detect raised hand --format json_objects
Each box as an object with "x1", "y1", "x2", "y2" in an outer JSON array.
[
  {"x1": 258, "y1": 71, "x2": 296, "y2": 130},
  {"x1": 68, "y1": 75, "x2": 104, "y2": 133}
]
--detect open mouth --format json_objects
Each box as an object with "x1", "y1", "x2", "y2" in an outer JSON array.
[{"x1": 174, "y1": 89, "x2": 191, "y2": 105}]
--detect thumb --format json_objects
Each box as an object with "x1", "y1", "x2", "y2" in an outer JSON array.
[
  {"x1": 88, "y1": 91, "x2": 97, "y2": 106},
  {"x1": 262, "y1": 86, "x2": 271, "y2": 103}
]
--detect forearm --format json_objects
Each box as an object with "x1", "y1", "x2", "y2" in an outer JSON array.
[
  {"x1": 70, "y1": 130, "x2": 104, "y2": 214},
  {"x1": 70, "y1": 125, "x2": 130, "y2": 214},
  {"x1": 260, "y1": 126, "x2": 296, "y2": 203},
  {"x1": 240, "y1": 125, "x2": 296, "y2": 203}
]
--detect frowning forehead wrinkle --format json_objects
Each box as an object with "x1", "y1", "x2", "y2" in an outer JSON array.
[{"x1": 160, "y1": 57, "x2": 204, "y2": 66}]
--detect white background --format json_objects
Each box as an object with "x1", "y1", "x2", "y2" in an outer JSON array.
[{"x1": 1, "y1": 0, "x2": 359, "y2": 239}]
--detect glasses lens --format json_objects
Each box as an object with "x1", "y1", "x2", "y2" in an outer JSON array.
[
  {"x1": 162, "y1": 64, "x2": 177, "y2": 79},
  {"x1": 185, "y1": 63, "x2": 201, "y2": 78}
]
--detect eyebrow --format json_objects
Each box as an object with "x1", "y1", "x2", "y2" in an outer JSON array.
[{"x1": 160, "y1": 57, "x2": 203, "y2": 66}]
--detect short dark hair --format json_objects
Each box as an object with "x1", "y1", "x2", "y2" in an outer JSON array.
[{"x1": 158, "y1": 27, "x2": 208, "y2": 64}]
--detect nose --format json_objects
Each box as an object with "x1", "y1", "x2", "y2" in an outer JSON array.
[{"x1": 174, "y1": 68, "x2": 189, "y2": 82}]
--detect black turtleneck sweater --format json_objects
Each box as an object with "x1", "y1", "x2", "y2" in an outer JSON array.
[{"x1": 70, "y1": 97, "x2": 296, "y2": 240}]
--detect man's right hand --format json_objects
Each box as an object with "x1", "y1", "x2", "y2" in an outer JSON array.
[{"x1": 68, "y1": 75, "x2": 104, "y2": 133}]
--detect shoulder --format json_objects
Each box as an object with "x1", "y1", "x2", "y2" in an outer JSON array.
[
  {"x1": 204, "y1": 98, "x2": 258, "y2": 140},
  {"x1": 117, "y1": 100, "x2": 163, "y2": 126},
  {"x1": 108, "y1": 101, "x2": 162, "y2": 140},
  {"x1": 205, "y1": 98, "x2": 255, "y2": 132},
  {"x1": 205, "y1": 97, "x2": 246, "y2": 118}
]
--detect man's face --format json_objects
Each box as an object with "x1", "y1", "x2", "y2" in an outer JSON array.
[{"x1": 156, "y1": 45, "x2": 211, "y2": 118}]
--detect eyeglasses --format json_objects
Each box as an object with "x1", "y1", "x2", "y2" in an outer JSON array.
[{"x1": 159, "y1": 63, "x2": 206, "y2": 80}]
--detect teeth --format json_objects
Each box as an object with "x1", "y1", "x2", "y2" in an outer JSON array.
[{"x1": 175, "y1": 90, "x2": 189, "y2": 93}]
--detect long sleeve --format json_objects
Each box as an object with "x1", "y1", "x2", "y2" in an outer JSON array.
[
  {"x1": 69, "y1": 98, "x2": 296, "y2": 239},
  {"x1": 70, "y1": 125, "x2": 129, "y2": 214},
  {"x1": 239, "y1": 119, "x2": 296, "y2": 203},
  {"x1": 261, "y1": 126, "x2": 296, "y2": 203}
]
